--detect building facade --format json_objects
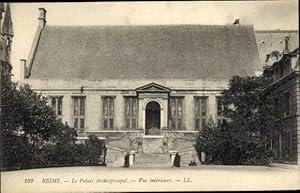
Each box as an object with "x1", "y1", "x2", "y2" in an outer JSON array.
[
  {"x1": 255, "y1": 29, "x2": 299, "y2": 68},
  {"x1": 0, "y1": 3, "x2": 13, "y2": 168},
  {"x1": 20, "y1": 8, "x2": 299, "y2": 166},
  {"x1": 0, "y1": 3, "x2": 13, "y2": 79},
  {"x1": 264, "y1": 44, "x2": 299, "y2": 164}
]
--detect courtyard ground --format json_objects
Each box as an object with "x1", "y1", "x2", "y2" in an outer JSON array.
[{"x1": 1, "y1": 164, "x2": 300, "y2": 192}]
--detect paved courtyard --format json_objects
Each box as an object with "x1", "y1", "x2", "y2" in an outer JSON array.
[{"x1": 1, "y1": 165, "x2": 300, "y2": 192}]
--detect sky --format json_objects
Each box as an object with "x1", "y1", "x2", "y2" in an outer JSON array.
[{"x1": 9, "y1": 1, "x2": 299, "y2": 81}]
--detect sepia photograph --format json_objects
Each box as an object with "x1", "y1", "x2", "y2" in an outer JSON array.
[{"x1": 0, "y1": 0, "x2": 299, "y2": 192}]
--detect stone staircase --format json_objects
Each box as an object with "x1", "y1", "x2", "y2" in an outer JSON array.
[{"x1": 132, "y1": 153, "x2": 171, "y2": 168}]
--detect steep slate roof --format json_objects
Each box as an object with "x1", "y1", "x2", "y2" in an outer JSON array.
[{"x1": 29, "y1": 24, "x2": 260, "y2": 80}]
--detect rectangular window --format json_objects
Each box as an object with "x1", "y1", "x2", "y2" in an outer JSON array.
[
  {"x1": 50, "y1": 96, "x2": 63, "y2": 120},
  {"x1": 124, "y1": 97, "x2": 138, "y2": 129},
  {"x1": 102, "y1": 96, "x2": 115, "y2": 129},
  {"x1": 284, "y1": 92, "x2": 291, "y2": 117},
  {"x1": 73, "y1": 96, "x2": 85, "y2": 130},
  {"x1": 216, "y1": 96, "x2": 227, "y2": 126},
  {"x1": 170, "y1": 97, "x2": 183, "y2": 130},
  {"x1": 195, "y1": 97, "x2": 208, "y2": 130}
]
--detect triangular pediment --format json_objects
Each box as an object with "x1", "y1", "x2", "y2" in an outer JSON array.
[{"x1": 135, "y1": 82, "x2": 171, "y2": 93}]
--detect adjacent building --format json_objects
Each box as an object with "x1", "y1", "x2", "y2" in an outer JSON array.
[
  {"x1": 0, "y1": 3, "x2": 13, "y2": 80},
  {"x1": 263, "y1": 40, "x2": 299, "y2": 164},
  {"x1": 255, "y1": 29, "x2": 299, "y2": 68},
  {"x1": 0, "y1": 3, "x2": 14, "y2": 168}
]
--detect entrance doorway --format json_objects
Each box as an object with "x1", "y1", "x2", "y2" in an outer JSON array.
[{"x1": 145, "y1": 101, "x2": 161, "y2": 135}]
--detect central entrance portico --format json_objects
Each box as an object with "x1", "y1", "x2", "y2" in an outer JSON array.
[{"x1": 135, "y1": 82, "x2": 171, "y2": 135}]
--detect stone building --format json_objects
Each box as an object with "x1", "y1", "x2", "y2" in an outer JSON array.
[
  {"x1": 20, "y1": 8, "x2": 300, "y2": 166},
  {"x1": 255, "y1": 29, "x2": 299, "y2": 70},
  {"x1": 0, "y1": 3, "x2": 13, "y2": 80},
  {"x1": 263, "y1": 38, "x2": 299, "y2": 165},
  {"x1": 0, "y1": 3, "x2": 13, "y2": 168},
  {"x1": 20, "y1": 8, "x2": 262, "y2": 166}
]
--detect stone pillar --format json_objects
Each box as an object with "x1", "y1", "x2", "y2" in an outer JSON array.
[
  {"x1": 162, "y1": 98, "x2": 168, "y2": 128},
  {"x1": 86, "y1": 94, "x2": 100, "y2": 131},
  {"x1": 193, "y1": 149, "x2": 201, "y2": 165},
  {"x1": 129, "y1": 151, "x2": 135, "y2": 166},
  {"x1": 38, "y1": 8, "x2": 47, "y2": 29},
  {"x1": 138, "y1": 98, "x2": 144, "y2": 130},
  {"x1": 170, "y1": 151, "x2": 177, "y2": 166},
  {"x1": 62, "y1": 94, "x2": 72, "y2": 127},
  {"x1": 19, "y1": 59, "x2": 26, "y2": 80},
  {"x1": 99, "y1": 96, "x2": 103, "y2": 130},
  {"x1": 137, "y1": 131, "x2": 143, "y2": 153},
  {"x1": 208, "y1": 95, "x2": 217, "y2": 124},
  {"x1": 184, "y1": 95, "x2": 194, "y2": 130},
  {"x1": 201, "y1": 152, "x2": 206, "y2": 163},
  {"x1": 115, "y1": 94, "x2": 123, "y2": 129}
]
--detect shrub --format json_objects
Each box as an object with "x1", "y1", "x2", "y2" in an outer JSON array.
[
  {"x1": 85, "y1": 135, "x2": 105, "y2": 165},
  {"x1": 195, "y1": 124, "x2": 273, "y2": 165},
  {"x1": 1, "y1": 134, "x2": 35, "y2": 170}
]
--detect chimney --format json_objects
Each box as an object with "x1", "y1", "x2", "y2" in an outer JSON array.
[
  {"x1": 233, "y1": 19, "x2": 240, "y2": 25},
  {"x1": 20, "y1": 59, "x2": 26, "y2": 80},
  {"x1": 38, "y1": 8, "x2": 47, "y2": 29},
  {"x1": 283, "y1": 36, "x2": 290, "y2": 54}
]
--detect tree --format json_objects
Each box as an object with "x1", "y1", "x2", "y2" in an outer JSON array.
[
  {"x1": 1, "y1": 78, "x2": 107, "y2": 170},
  {"x1": 221, "y1": 75, "x2": 279, "y2": 142},
  {"x1": 1, "y1": 79, "x2": 78, "y2": 169},
  {"x1": 196, "y1": 75, "x2": 280, "y2": 165},
  {"x1": 85, "y1": 135, "x2": 105, "y2": 165}
]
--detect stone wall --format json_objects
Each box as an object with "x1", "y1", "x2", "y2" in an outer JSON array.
[
  {"x1": 23, "y1": 77, "x2": 225, "y2": 166},
  {"x1": 106, "y1": 147, "x2": 127, "y2": 167},
  {"x1": 81, "y1": 131, "x2": 140, "y2": 152},
  {"x1": 26, "y1": 90, "x2": 222, "y2": 132},
  {"x1": 167, "y1": 131, "x2": 198, "y2": 151},
  {"x1": 268, "y1": 71, "x2": 300, "y2": 164}
]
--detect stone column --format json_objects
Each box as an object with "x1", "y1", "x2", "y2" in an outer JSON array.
[
  {"x1": 129, "y1": 151, "x2": 135, "y2": 166},
  {"x1": 184, "y1": 95, "x2": 194, "y2": 130},
  {"x1": 138, "y1": 98, "x2": 144, "y2": 130},
  {"x1": 162, "y1": 98, "x2": 168, "y2": 128},
  {"x1": 19, "y1": 59, "x2": 26, "y2": 80},
  {"x1": 201, "y1": 152, "x2": 206, "y2": 163},
  {"x1": 62, "y1": 94, "x2": 72, "y2": 127},
  {"x1": 114, "y1": 94, "x2": 123, "y2": 129},
  {"x1": 170, "y1": 150, "x2": 177, "y2": 166},
  {"x1": 86, "y1": 94, "x2": 100, "y2": 131},
  {"x1": 99, "y1": 96, "x2": 103, "y2": 130},
  {"x1": 208, "y1": 95, "x2": 217, "y2": 125}
]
